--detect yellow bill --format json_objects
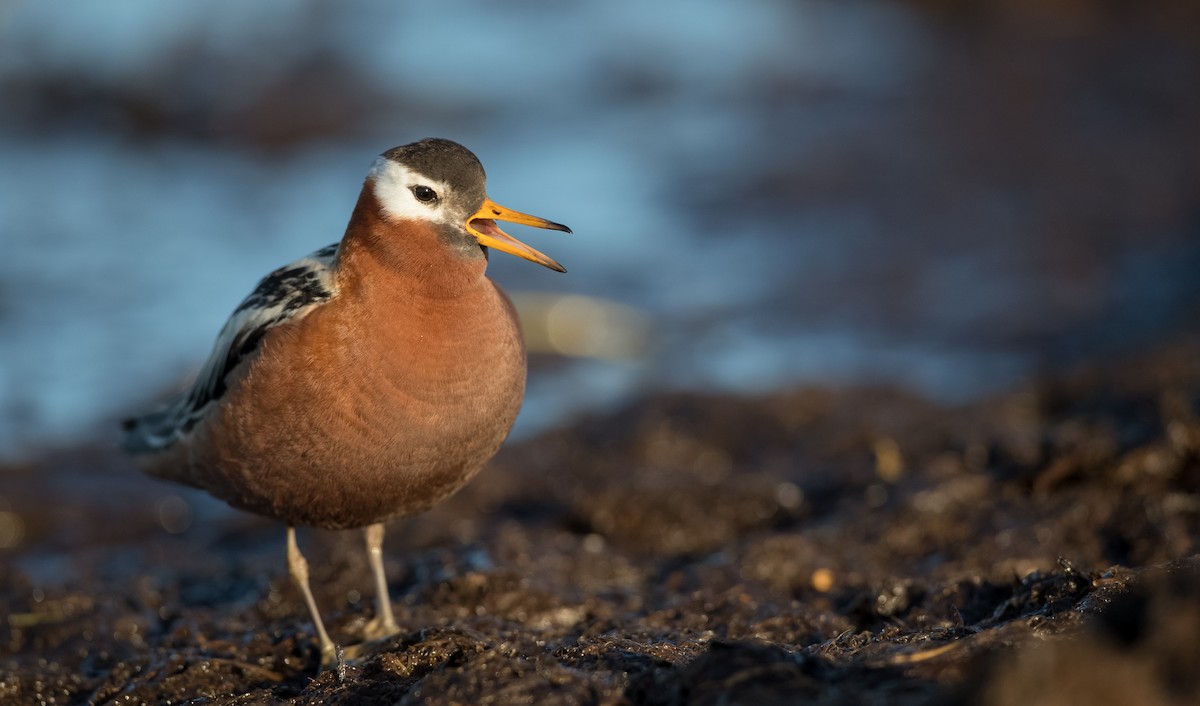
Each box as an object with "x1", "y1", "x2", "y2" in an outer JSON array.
[{"x1": 467, "y1": 198, "x2": 570, "y2": 272}]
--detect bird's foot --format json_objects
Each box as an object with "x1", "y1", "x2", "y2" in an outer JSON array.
[
  {"x1": 309, "y1": 620, "x2": 401, "y2": 672},
  {"x1": 362, "y1": 614, "x2": 400, "y2": 642},
  {"x1": 317, "y1": 642, "x2": 342, "y2": 674},
  {"x1": 339, "y1": 633, "x2": 400, "y2": 665}
]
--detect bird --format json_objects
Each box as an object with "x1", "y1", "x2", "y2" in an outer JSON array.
[{"x1": 122, "y1": 138, "x2": 570, "y2": 669}]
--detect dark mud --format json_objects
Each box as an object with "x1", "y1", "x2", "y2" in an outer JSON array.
[{"x1": 3, "y1": 340, "x2": 1200, "y2": 705}]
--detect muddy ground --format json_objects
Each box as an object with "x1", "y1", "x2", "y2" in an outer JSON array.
[{"x1": 2, "y1": 340, "x2": 1199, "y2": 705}]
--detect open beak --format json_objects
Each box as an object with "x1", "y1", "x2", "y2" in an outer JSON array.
[{"x1": 467, "y1": 198, "x2": 571, "y2": 272}]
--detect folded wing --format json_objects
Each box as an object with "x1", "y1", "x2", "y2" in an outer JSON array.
[{"x1": 122, "y1": 243, "x2": 340, "y2": 453}]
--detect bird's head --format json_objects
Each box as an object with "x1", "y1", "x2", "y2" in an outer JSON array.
[{"x1": 368, "y1": 138, "x2": 570, "y2": 272}]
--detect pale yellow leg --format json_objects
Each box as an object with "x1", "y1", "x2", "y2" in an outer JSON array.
[
  {"x1": 287, "y1": 526, "x2": 337, "y2": 669},
  {"x1": 362, "y1": 522, "x2": 399, "y2": 639}
]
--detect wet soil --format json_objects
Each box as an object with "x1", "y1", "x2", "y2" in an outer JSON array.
[{"x1": 2, "y1": 340, "x2": 1200, "y2": 705}]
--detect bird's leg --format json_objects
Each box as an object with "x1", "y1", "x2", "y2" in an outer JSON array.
[
  {"x1": 287, "y1": 526, "x2": 337, "y2": 669},
  {"x1": 362, "y1": 522, "x2": 399, "y2": 640}
]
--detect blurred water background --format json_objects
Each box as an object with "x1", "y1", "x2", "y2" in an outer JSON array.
[{"x1": 1, "y1": 0, "x2": 1198, "y2": 458}]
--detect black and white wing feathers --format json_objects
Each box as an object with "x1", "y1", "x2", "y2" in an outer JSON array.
[{"x1": 122, "y1": 243, "x2": 339, "y2": 453}]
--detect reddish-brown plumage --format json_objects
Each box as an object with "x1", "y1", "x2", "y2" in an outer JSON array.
[{"x1": 144, "y1": 186, "x2": 526, "y2": 529}]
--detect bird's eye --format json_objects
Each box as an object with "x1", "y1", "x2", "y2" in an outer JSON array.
[{"x1": 412, "y1": 185, "x2": 438, "y2": 203}]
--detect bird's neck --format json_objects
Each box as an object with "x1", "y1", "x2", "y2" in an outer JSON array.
[{"x1": 335, "y1": 185, "x2": 489, "y2": 299}]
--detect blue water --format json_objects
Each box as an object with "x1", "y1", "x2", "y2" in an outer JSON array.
[{"x1": 1, "y1": 0, "x2": 1196, "y2": 457}]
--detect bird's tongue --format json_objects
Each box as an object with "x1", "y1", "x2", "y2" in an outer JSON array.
[
  {"x1": 471, "y1": 218, "x2": 533, "y2": 255},
  {"x1": 471, "y1": 218, "x2": 505, "y2": 238}
]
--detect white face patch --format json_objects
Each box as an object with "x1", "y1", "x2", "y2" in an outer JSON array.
[{"x1": 368, "y1": 157, "x2": 457, "y2": 225}]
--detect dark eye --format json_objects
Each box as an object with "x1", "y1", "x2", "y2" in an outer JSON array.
[{"x1": 412, "y1": 185, "x2": 438, "y2": 203}]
